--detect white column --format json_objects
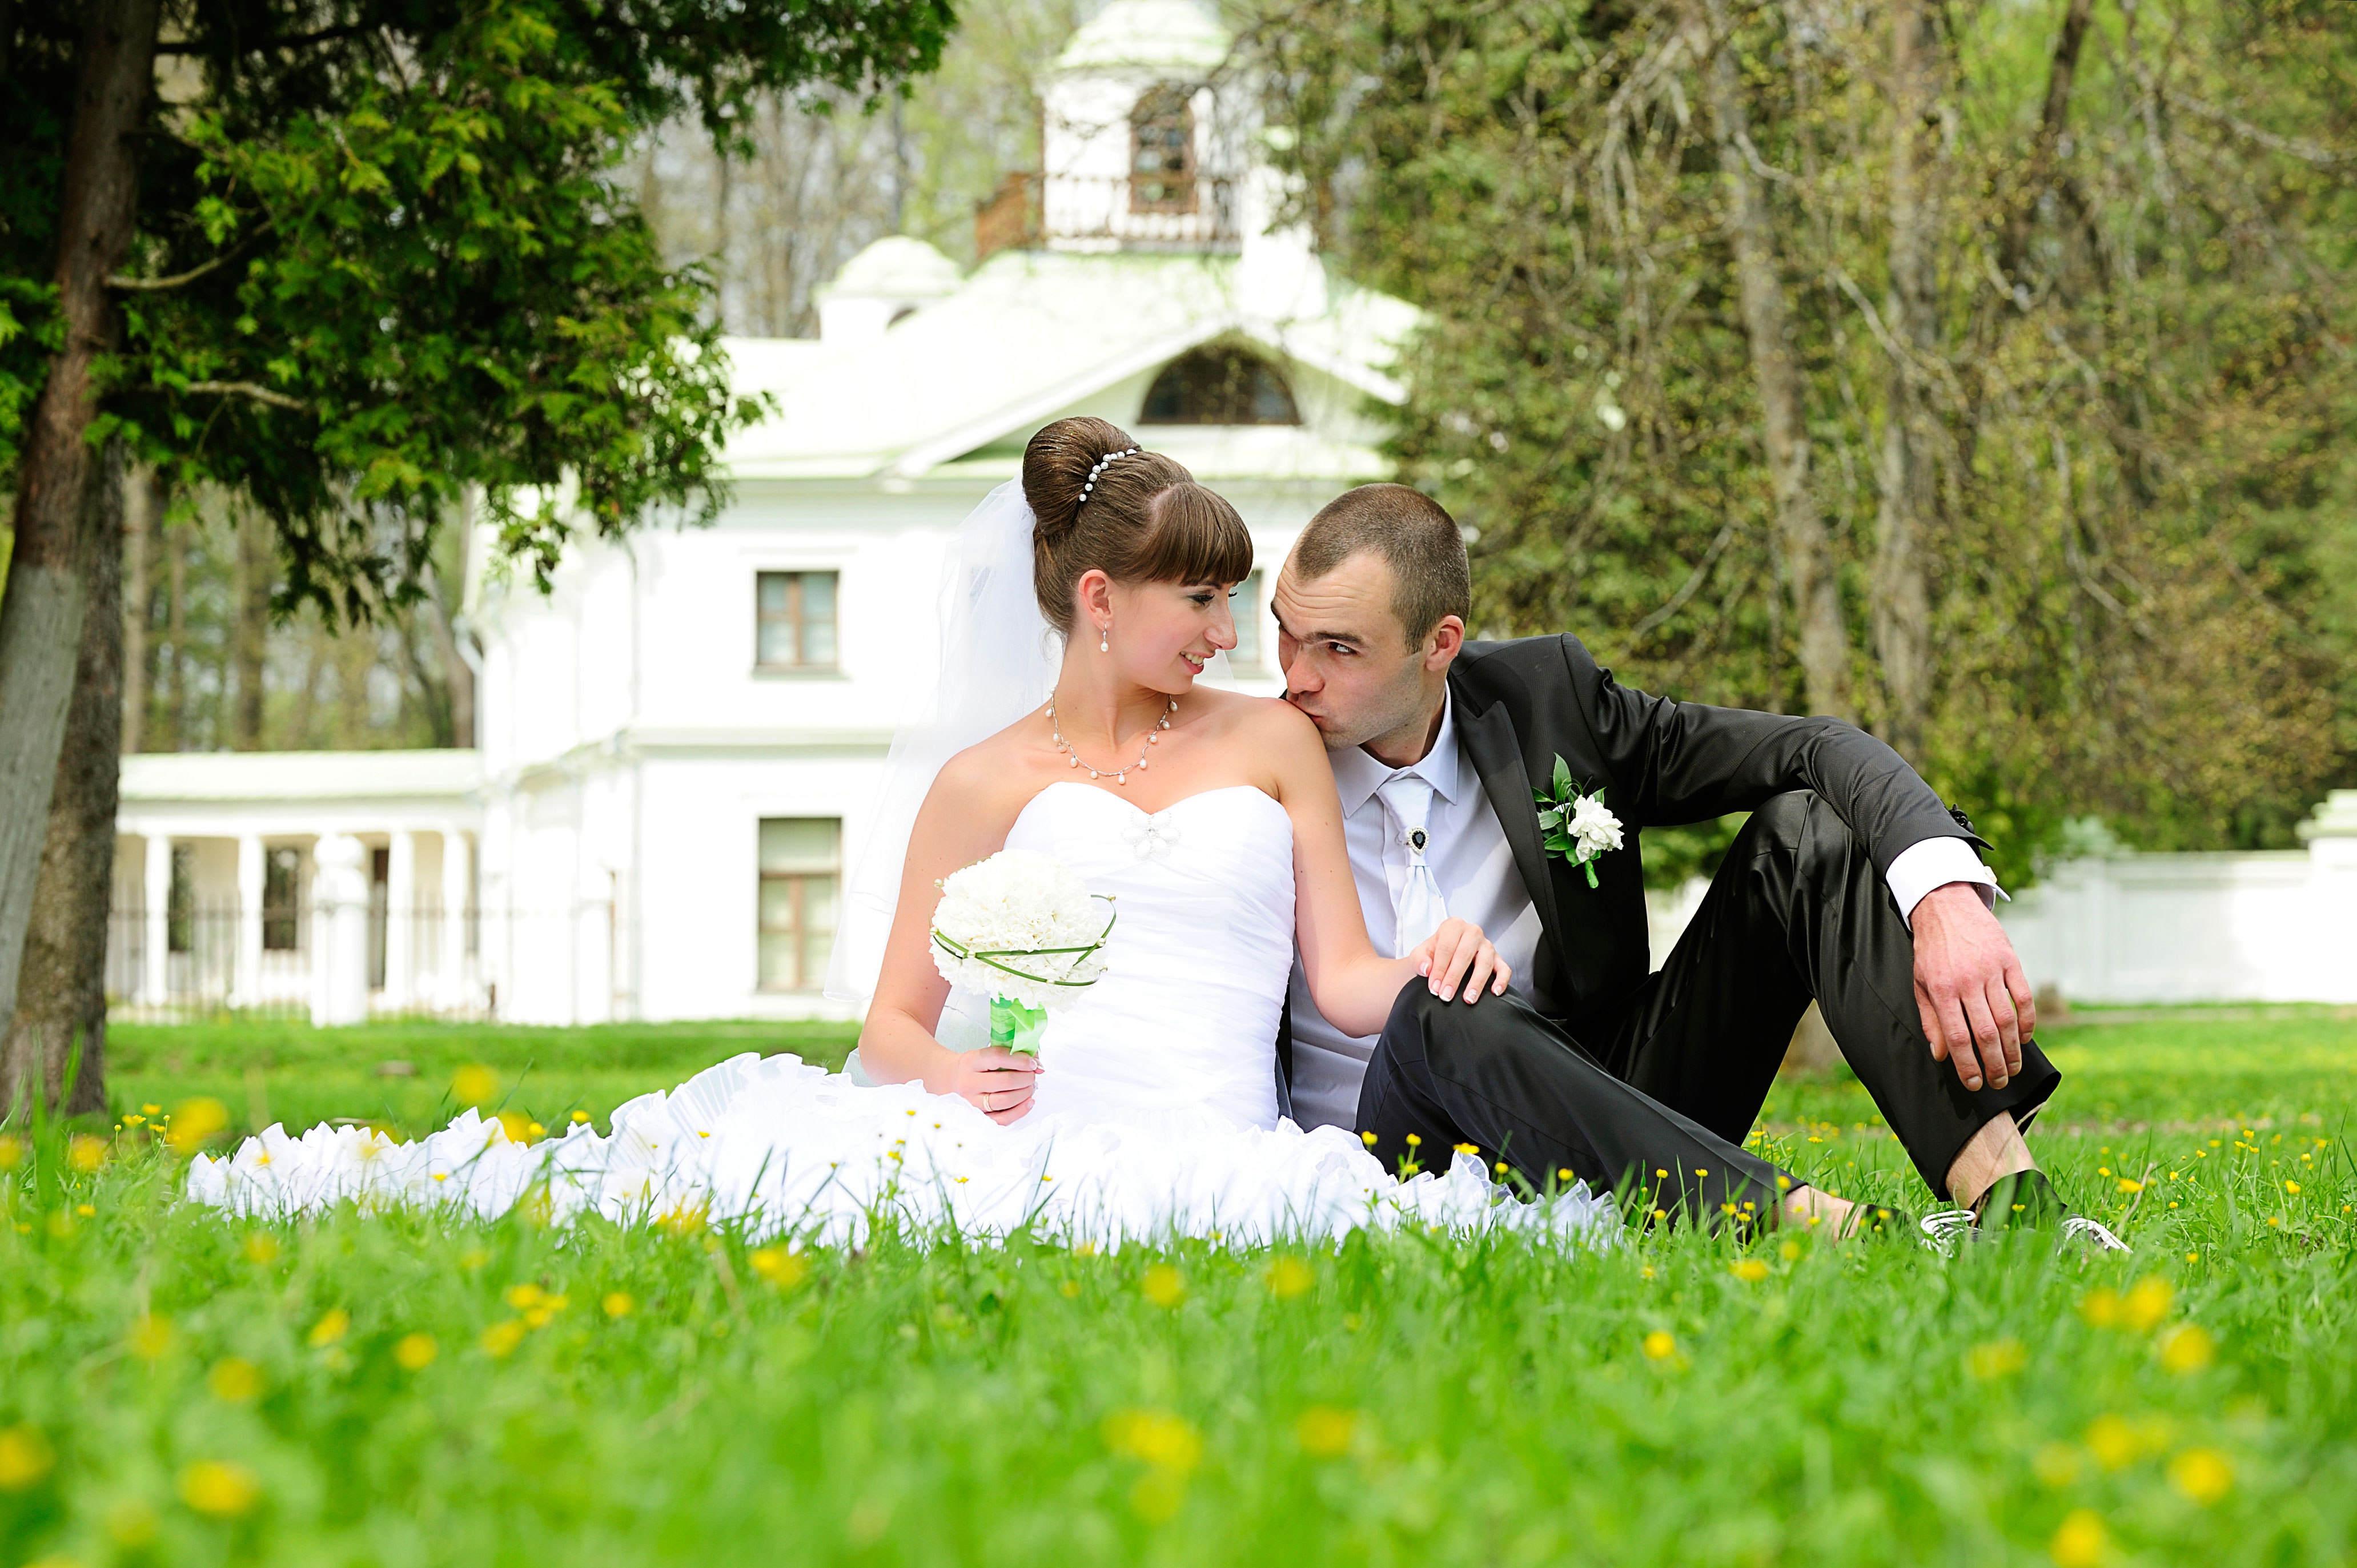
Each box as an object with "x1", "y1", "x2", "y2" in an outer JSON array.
[
  {"x1": 384, "y1": 830, "x2": 417, "y2": 1010},
  {"x1": 234, "y1": 835, "x2": 265, "y2": 1010},
  {"x1": 439, "y1": 828, "x2": 472, "y2": 1011},
  {"x1": 310, "y1": 834, "x2": 371, "y2": 1026},
  {"x1": 142, "y1": 834, "x2": 172, "y2": 1006}
]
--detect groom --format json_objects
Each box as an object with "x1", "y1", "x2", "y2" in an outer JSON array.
[{"x1": 1275, "y1": 483, "x2": 2089, "y2": 1236}]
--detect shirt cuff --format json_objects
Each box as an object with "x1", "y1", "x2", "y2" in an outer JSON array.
[{"x1": 1886, "y1": 837, "x2": 2007, "y2": 929}]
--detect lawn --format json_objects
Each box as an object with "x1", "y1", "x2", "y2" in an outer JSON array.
[{"x1": 3, "y1": 1008, "x2": 2352, "y2": 1566}]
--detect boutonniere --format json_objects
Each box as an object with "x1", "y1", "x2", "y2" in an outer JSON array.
[{"x1": 1532, "y1": 755, "x2": 1623, "y2": 888}]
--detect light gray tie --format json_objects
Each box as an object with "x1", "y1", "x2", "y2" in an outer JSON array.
[{"x1": 1376, "y1": 773, "x2": 1447, "y2": 958}]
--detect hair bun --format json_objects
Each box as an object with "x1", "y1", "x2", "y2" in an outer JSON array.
[{"x1": 1023, "y1": 416, "x2": 1139, "y2": 543}]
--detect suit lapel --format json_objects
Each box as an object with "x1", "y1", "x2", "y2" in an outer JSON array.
[{"x1": 1455, "y1": 693, "x2": 1567, "y2": 979}]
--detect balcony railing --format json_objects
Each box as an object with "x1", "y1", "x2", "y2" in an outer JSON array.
[{"x1": 1043, "y1": 175, "x2": 1240, "y2": 251}]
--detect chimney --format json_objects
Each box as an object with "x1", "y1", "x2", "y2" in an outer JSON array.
[{"x1": 974, "y1": 172, "x2": 1039, "y2": 264}]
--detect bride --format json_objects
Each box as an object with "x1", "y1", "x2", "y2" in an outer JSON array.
[{"x1": 190, "y1": 419, "x2": 1619, "y2": 1247}]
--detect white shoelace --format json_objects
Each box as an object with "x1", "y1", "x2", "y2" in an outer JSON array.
[{"x1": 1914, "y1": 1206, "x2": 2130, "y2": 1255}]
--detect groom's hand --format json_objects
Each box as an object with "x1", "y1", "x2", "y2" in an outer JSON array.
[
  {"x1": 952, "y1": 1047, "x2": 1043, "y2": 1124},
  {"x1": 1910, "y1": 883, "x2": 2034, "y2": 1093},
  {"x1": 1413, "y1": 918, "x2": 1511, "y2": 1005}
]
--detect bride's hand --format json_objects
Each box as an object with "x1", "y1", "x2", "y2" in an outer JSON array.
[
  {"x1": 950, "y1": 1047, "x2": 1043, "y2": 1124},
  {"x1": 1412, "y1": 919, "x2": 1511, "y2": 1005}
]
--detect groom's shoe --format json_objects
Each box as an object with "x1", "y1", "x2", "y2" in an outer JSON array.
[{"x1": 1968, "y1": 1169, "x2": 2129, "y2": 1253}]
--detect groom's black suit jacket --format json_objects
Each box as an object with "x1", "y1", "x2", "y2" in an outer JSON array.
[
  {"x1": 1444, "y1": 633, "x2": 1982, "y2": 1034},
  {"x1": 1272, "y1": 633, "x2": 1983, "y2": 1106}
]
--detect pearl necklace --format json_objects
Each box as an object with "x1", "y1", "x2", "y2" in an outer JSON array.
[{"x1": 1047, "y1": 691, "x2": 1176, "y2": 786}]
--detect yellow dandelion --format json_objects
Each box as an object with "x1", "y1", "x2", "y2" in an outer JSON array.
[
  {"x1": 480, "y1": 1320, "x2": 527, "y2": 1357},
  {"x1": 164, "y1": 1098, "x2": 230, "y2": 1156},
  {"x1": 1359, "y1": 1131, "x2": 1376, "y2": 1147},
  {"x1": 2168, "y1": 1448, "x2": 2232, "y2": 1506},
  {"x1": 1730, "y1": 1259, "x2": 1769, "y2": 1283},
  {"x1": 207, "y1": 1358, "x2": 264, "y2": 1402},
  {"x1": 129, "y1": 1314, "x2": 173, "y2": 1361},
  {"x1": 1641, "y1": 1330, "x2": 1676, "y2": 1360},
  {"x1": 1142, "y1": 1264, "x2": 1186, "y2": 1308},
  {"x1": 602, "y1": 1292, "x2": 635, "y2": 1318},
  {"x1": 2033, "y1": 1442, "x2": 2081, "y2": 1487},
  {"x1": 2122, "y1": 1277, "x2": 2173, "y2": 1333},
  {"x1": 2159, "y1": 1324, "x2": 2214, "y2": 1374},
  {"x1": 750, "y1": 1248, "x2": 809, "y2": 1289},
  {"x1": 452, "y1": 1064, "x2": 499, "y2": 1106},
  {"x1": 307, "y1": 1309, "x2": 350, "y2": 1348},
  {"x1": 1265, "y1": 1257, "x2": 1314, "y2": 1300},
  {"x1": 0, "y1": 1425, "x2": 56, "y2": 1490},
  {"x1": 395, "y1": 1333, "x2": 438, "y2": 1370},
  {"x1": 178, "y1": 1460, "x2": 262, "y2": 1517},
  {"x1": 1967, "y1": 1338, "x2": 2026, "y2": 1379},
  {"x1": 2085, "y1": 1414, "x2": 2139, "y2": 1470},
  {"x1": 1295, "y1": 1406, "x2": 1357, "y2": 1457},
  {"x1": 2049, "y1": 1509, "x2": 2106, "y2": 1568}
]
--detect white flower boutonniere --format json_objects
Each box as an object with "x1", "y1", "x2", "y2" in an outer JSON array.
[{"x1": 1533, "y1": 754, "x2": 1623, "y2": 889}]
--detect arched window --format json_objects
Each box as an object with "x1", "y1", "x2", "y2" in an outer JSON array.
[
  {"x1": 1131, "y1": 85, "x2": 1196, "y2": 213},
  {"x1": 1140, "y1": 347, "x2": 1303, "y2": 425}
]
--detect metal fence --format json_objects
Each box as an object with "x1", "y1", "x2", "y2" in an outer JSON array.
[{"x1": 106, "y1": 898, "x2": 489, "y2": 1024}]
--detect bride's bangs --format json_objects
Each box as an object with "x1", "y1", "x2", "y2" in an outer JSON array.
[{"x1": 1136, "y1": 482, "x2": 1254, "y2": 587}]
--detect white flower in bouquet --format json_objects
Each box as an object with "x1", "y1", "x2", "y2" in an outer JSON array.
[
  {"x1": 930, "y1": 849, "x2": 1114, "y2": 1019},
  {"x1": 1568, "y1": 794, "x2": 1624, "y2": 863}
]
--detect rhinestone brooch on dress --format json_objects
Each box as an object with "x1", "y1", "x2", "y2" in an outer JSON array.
[{"x1": 1121, "y1": 811, "x2": 1182, "y2": 859}]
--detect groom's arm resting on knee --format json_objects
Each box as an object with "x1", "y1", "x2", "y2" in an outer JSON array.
[{"x1": 1909, "y1": 881, "x2": 2034, "y2": 1095}]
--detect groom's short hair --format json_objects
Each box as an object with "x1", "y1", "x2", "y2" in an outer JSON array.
[{"x1": 1293, "y1": 484, "x2": 1471, "y2": 646}]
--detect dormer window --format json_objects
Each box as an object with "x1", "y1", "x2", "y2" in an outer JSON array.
[
  {"x1": 1141, "y1": 347, "x2": 1302, "y2": 425},
  {"x1": 1131, "y1": 85, "x2": 1197, "y2": 213}
]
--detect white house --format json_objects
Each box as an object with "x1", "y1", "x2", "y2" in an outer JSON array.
[{"x1": 111, "y1": 0, "x2": 1420, "y2": 1026}]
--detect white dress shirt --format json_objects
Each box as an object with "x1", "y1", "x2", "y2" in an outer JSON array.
[{"x1": 1284, "y1": 695, "x2": 2001, "y2": 1132}]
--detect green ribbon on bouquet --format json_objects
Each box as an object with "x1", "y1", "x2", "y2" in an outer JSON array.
[
  {"x1": 989, "y1": 995, "x2": 1051, "y2": 1056},
  {"x1": 931, "y1": 896, "x2": 1119, "y2": 1058}
]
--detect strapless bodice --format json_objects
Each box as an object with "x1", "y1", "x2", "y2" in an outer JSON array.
[{"x1": 991, "y1": 781, "x2": 1295, "y2": 1130}]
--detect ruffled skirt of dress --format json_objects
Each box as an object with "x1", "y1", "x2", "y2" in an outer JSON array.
[{"x1": 185, "y1": 1052, "x2": 1621, "y2": 1249}]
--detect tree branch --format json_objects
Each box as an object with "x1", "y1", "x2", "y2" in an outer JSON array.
[
  {"x1": 182, "y1": 381, "x2": 308, "y2": 412},
  {"x1": 107, "y1": 227, "x2": 268, "y2": 292},
  {"x1": 2163, "y1": 87, "x2": 2356, "y2": 169},
  {"x1": 152, "y1": 23, "x2": 370, "y2": 55}
]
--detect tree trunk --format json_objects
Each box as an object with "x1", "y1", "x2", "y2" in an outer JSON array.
[
  {"x1": 1995, "y1": 0, "x2": 2095, "y2": 293},
  {"x1": 0, "y1": 0, "x2": 161, "y2": 1054},
  {"x1": 2, "y1": 442, "x2": 125, "y2": 1117},
  {"x1": 1871, "y1": 0, "x2": 1944, "y2": 761},
  {"x1": 1695, "y1": 0, "x2": 1850, "y2": 720},
  {"x1": 232, "y1": 505, "x2": 270, "y2": 749},
  {"x1": 119, "y1": 467, "x2": 157, "y2": 755},
  {"x1": 166, "y1": 518, "x2": 188, "y2": 747}
]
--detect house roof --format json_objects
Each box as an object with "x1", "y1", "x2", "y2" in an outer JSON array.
[
  {"x1": 1053, "y1": 0, "x2": 1231, "y2": 73},
  {"x1": 121, "y1": 749, "x2": 482, "y2": 803},
  {"x1": 718, "y1": 248, "x2": 1420, "y2": 483}
]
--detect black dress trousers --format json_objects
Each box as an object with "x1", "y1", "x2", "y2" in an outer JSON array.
[{"x1": 1355, "y1": 790, "x2": 2062, "y2": 1219}]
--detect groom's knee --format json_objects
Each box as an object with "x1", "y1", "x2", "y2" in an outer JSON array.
[{"x1": 1386, "y1": 981, "x2": 1537, "y2": 1074}]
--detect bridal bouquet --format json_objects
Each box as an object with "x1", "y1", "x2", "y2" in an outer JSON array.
[{"x1": 930, "y1": 850, "x2": 1116, "y2": 1055}]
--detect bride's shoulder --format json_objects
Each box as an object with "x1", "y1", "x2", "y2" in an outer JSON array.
[
  {"x1": 1195, "y1": 690, "x2": 1320, "y2": 750},
  {"x1": 933, "y1": 721, "x2": 1046, "y2": 802}
]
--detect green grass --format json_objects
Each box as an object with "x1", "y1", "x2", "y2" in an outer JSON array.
[{"x1": 3, "y1": 1009, "x2": 2354, "y2": 1565}]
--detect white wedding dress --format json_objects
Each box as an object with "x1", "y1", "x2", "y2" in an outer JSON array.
[{"x1": 189, "y1": 782, "x2": 1617, "y2": 1248}]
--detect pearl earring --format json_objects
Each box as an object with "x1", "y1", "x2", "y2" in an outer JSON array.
[{"x1": 1099, "y1": 622, "x2": 1110, "y2": 654}]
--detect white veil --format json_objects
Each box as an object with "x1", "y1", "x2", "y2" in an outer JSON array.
[
  {"x1": 824, "y1": 474, "x2": 1242, "y2": 1012},
  {"x1": 825, "y1": 479, "x2": 1060, "y2": 1005}
]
